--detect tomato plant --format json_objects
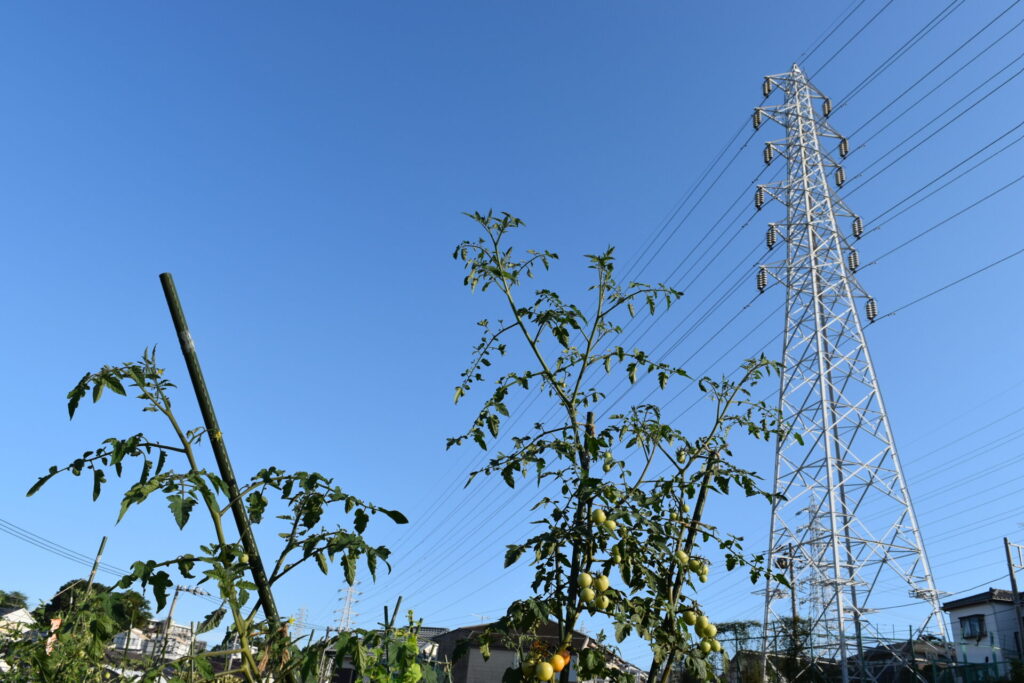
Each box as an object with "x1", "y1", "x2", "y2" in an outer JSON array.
[
  {"x1": 22, "y1": 349, "x2": 408, "y2": 681},
  {"x1": 449, "y1": 212, "x2": 790, "y2": 683}
]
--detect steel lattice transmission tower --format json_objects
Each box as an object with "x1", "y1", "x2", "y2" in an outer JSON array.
[
  {"x1": 752, "y1": 65, "x2": 947, "y2": 683},
  {"x1": 336, "y1": 582, "x2": 360, "y2": 632}
]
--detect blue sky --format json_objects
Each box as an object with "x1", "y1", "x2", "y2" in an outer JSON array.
[{"x1": 1, "y1": 0, "x2": 1023, "y2": 667}]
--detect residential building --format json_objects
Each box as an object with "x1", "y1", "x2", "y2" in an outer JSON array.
[
  {"x1": 431, "y1": 621, "x2": 647, "y2": 683},
  {"x1": 852, "y1": 639, "x2": 954, "y2": 683},
  {"x1": 416, "y1": 626, "x2": 451, "y2": 659},
  {"x1": 327, "y1": 626, "x2": 450, "y2": 683},
  {"x1": 0, "y1": 607, "x2": 36, "y2": 637},
  {"x1": 110, "y1": 618, "x2": 206, "y2": 662},
  {"x1": 142, "y1": 619, "x2": 205, "y2": 660},
  {"x1": 941, "y1": 588, "x2": 1023, "y2": 663},
  {"x1": 112, "y1": 627, "x2": 148, "y2": 653}
]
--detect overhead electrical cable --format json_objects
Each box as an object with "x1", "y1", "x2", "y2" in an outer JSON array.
[
  {"x1": 809, "y1": 0, "x2": 897, "y2": 78},
  {"x1": 363, "y1": 292, "x2": 782, "y2": 603},
  {"x1": 862, "y1": 119, "x2": 1024, "y2": 234},
  {"x1": 378, "y1": 132, "x2": 1024, "y2": 602},
  {"x1": 875, "y1": 246, "x2": 1024, "y2": 321},
  {"x1": 798, "y1": 0, "x2": 871, "y2": 66},
  {"x1": 364, "y1": 7, "x2": 1019, "y2": 618},
  {"x1": 863, "y1": 170, "x2": 1024, "y2": 271},
  {"x1": 845, "y1": 48, "x2": 1024, "y2": 193},
  {"x1": 847, "y1": 0, "x2": 1024, "y2": 139},
  {"x1": 834, "y1": 0, "x2": 965, "y2": 109}
]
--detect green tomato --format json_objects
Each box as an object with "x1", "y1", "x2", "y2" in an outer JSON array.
[
  {"x1": 603, "y1": 519, "x2": 618, "y2": 533},
  {"x1": 591, "y1": 509, "x2": 607, "y2": 524},
  {"x1": 700, "y1": 640, "x2": 711, "y2": 654},
  {"x1": 706, "y1": 624, "x2": 717, "y2": 638},
  {"x1": 675, "y1": 549, "x2": 689, "y2": 565},
  {"x1": 578, "y1": 572, "x2": 593, "y2": 589},
  {"x1": 682, "y1": 611, "x2": 697, "y2": 626},
  {"x1": 688, "y1": 558, "x2": 703, "y2": 572},
  {"x1": 682, "y1": 503, "x2": 691, "y2": 514},
  {"x1": 595, "y1": 575, "x2": 610, "y2": 592},
  {"x1": 711, "y1": 639, "x2": 722, "y2": 653},
  {"x1": 696, "y1": 615, "x2": 709, "y2": 630},
  {"x1": 535, "y1": 662, "x2": 554, "y2": 681},
  {"x1": 580, "y1": 587, "x2": 596, "y2": 603}
]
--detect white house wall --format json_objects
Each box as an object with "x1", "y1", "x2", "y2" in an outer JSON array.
[{"x1": 946, "y1": 601, "x2": 1020, "y2": 663}]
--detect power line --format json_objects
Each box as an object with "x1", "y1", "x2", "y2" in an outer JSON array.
[
  {"x1": 798, "y1": 0, "x2": 870, "y2": 66},
  {"x1": 835, "y1": 0, "x2": 965, "y2": 108},
  {"x1": 845, "y1": 46, "x2": 1024, "y2": 194},
  {"x1": 0, "y1": 517, "x2": 128, "y2": 577},
  {"x1": 362, "y1": 3, "x2": 1024, "y2": 618},
  {"x1": 864, "y1": 168, "x2": 1024, "y2": 270},
  {"x1": 0, "y1": 517, "x2": 224, "y2": 608},
  {"x1": 862, "y1": 119, "x2": 1024, "y2": 236},
  {"x1": 810, "y1": 0, "x2": 897, "y2": 78},
  {"x1": 366, "y1": 121, "x2": 1007, "y2": 598},
  {"x1": 876, "y1": 245, "x2": 1024, "y2": 321},
  {"x1": 847, "y1": 0, "x2": 1024, "y2": 139}
]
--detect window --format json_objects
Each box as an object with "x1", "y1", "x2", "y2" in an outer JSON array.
[{"x1": 960, "y1": 614, "x2": 986, "y2": 639}]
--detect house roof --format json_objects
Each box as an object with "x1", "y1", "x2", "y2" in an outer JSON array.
[
  {"x1": 431, "y1": 621, "x2": 647, "y2": 679},
  {"x1": 0, "y1": 607, "x2": 36, "y2": 624},
  {"x1": 857, "y1": 639, "x2": 954, "y2": 661},
  {"x1": 431, "y1": 621, "x2": 592, "y2": 652},
  {"x1": 418, "y1": 627, "x2": 451, "y2": 640},
  {"x1": 941, "y1": 588, "x2": 1015, "y2": 611}
]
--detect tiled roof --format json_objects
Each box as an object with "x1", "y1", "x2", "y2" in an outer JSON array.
[{"x1": 941, "y1": 588, "x2": 1014, "y2": 611}]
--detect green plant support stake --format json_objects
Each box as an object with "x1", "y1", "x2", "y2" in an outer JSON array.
[{"x1": 159, "y1": 272, "x2": 297, "y2": 683}]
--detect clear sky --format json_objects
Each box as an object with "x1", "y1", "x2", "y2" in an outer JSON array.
[{"x1": 2, "y1": 0, "x2": 1023, "y2": 668}]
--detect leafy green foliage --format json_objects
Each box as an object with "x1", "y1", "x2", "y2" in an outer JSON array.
[
  {"x1": 449, "y1": 212, "x2": 790, "y2": 683},
  {"x1": 20, "y1": 348, "x2": 408, "y2": 681},
  {"x1": 333, "y1": 611, "x2": 447, "y2": 683},
  {"x1": 37, "y1": 579, "x2": 153, "y2": 631},
  {"x1": 0, "y1": 590, "x2": 29, "y2": 610},
  {"x1": 2, "y1": 586, "x2": 129, "y2": 683}
]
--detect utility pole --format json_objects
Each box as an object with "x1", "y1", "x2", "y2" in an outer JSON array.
[
  {"x1": 84, "y1": 536, "x2": 107, "y2": 594},
  {"x1": 1004, "y1": 538, "x2": 1024, "y2": 656},
  {"x1": 754, "y1": 65, "x2": 946, "y2": 683},
  {"x1": 159, "y1": 585, "x2": 211, "y2": 662}
]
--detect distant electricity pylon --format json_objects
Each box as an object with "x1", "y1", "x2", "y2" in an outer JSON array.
[
  {"x1": 753, "y1": 64, "x2": 947, "y2": 683},
  {"x1": 337, "y1": 582, "x2": 360, "y2": 632}
]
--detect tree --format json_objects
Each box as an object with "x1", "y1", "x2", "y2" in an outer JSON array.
[
  {"x1": 38, "y1": 579, "x2": 152, "y2": 632},
  {"x1": 0, "y1": 590, "x2": 28, "y2": 610},
  {"x1": 112, "y1": 588, "x2": 154, "y2": 630},
  {"x1": 449, "y1": 212, "x2": 788, "y2": 683}
]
